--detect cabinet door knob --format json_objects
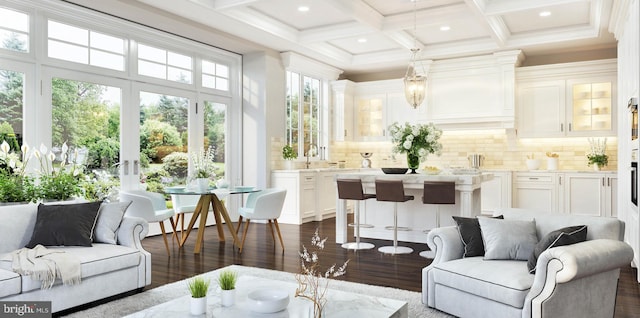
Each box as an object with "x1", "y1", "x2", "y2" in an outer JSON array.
[
  {"x1": 529, "y1": 177, "x2": 539, "y2": 180},
  {"x1": 560, "y1": 123, "x2": 564, "y2": 132}
]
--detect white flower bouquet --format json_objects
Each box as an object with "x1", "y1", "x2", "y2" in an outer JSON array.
[
  {"x1": 388, "y1": 121, "x2": 443, "y2": 160},
  {"x1": 190, "y1": 146, "x2": 217, "y2": 179}
]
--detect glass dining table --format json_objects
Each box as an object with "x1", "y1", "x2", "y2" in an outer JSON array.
[{"x1": 164, "y1": 186, "x2": 259, "y2": 254}]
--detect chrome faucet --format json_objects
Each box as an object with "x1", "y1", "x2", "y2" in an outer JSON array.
[{"x1": 305, "y1": 144, "x2": 317, "y2": 169}]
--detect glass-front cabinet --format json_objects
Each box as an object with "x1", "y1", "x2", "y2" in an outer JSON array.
[
  {"x1": 570, "y1": 79, "x2": 613, "y2": 134},
  {"x1": 355, "y1": 94, "x2": 385, "y2": 140}
]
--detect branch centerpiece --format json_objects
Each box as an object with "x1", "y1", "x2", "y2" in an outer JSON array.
[{"x1": 295, "y1": 229, "x2": 349, "y2": 318}]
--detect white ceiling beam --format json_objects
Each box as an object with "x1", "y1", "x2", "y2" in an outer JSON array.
[
  {"x1": 221, "y1": 7, "x2": 299, "y2": 43},
  {"x1": 384, "y1": 30, "x2": 423, "y2": 51},
  {"x1": 507, "y1": 25, "x2": 599, "y2": 47},
  {"x1": 323, "y1": 0, "x2": 385, "y2": 31},
  {"x1": 484, "y1": 0, "x2": 588, "y2": 16},
  {"x1": 299, "y1": 22, "x2": 372, "y2": 44},
  {"x1": 383, "y1": 4, "x2": 469, "y2": 31},
  {"x1": 211, "y1": 0, "x2": 260, "y2": 10},
  {"x1": 465, "y1": 0, "x2": 509, "y2": 47}
]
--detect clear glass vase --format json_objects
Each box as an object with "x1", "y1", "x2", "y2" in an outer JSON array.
[{"x1": 407, "y1": 153, "x2": 420, "y2": 174}]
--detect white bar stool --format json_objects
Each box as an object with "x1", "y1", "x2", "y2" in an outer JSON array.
[
  {"x1": 337, "y1": 179, "x2": 376, "y2": 250},
  {"x1": 375, "y1": 179, "x2": 414, "y2": 254}
]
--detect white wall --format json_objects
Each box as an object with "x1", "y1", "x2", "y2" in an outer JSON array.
[
  {"x1": 242, "y1": 52, "x2": 286, "y2": 189},
  {"x1": 611, "y1": 0, "x2": 640, "y2": 281}
]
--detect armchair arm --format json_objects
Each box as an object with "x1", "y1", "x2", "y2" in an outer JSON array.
[
  {"x1": 426, "y1": 226, "x2": 464, "y2": 265},
  {"x1": 523, "y1": 239, "x2": 633, "y2": 318},
  {"x1": 116, "y1": 216, "x2": 149, "y2": 250},
  {"x1": 422, "y1": 226, "x2": 464, "y2": 306}
]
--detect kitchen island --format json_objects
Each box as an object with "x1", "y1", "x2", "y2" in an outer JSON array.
[{"x1": 334, "y1": 171, "x2": 493, "y2": 244}]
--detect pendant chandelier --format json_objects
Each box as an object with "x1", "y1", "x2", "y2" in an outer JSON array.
[{"x1": 404, "y1": 0, "x2": 426, "y2": 109}]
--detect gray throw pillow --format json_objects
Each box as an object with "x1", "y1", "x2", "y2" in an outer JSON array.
[
  {"x1": 478, "y1": 218, "x2": 538, "y2": 261},
  {"x1": 94, "y1": 201, "x2": 132, "y2": 244}
]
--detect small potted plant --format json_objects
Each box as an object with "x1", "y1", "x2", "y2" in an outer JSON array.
[
  {"x1": 187, "y1": 276, "x2": 210, "y2": 315},
  {"x1": 587, "y1": 138, "x2": 608, "y2": 171},
  {"x1": 190, "y1": 146, "x2": 216, "y2": 192},
  {"x1": 282, "y1": 144, "x2": 297, "y2": 170},
  {"x1": 217, "y1": 270, "x2": 238, "y2": 307}
]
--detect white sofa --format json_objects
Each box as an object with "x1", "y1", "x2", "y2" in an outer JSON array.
[
  {"x1": 422, "y1": 208, "x2": 634, "y2": 318},
  {"x1": 0, "y1": 203, "x2": 151, "y2": 313}
]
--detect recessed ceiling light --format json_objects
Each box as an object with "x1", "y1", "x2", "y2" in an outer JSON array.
[
  {"x1": 539, "y1": 11, "x2": 551, "y2": 17},
  {"x1": 357, "y1": 38, "x2": 367, "y2": 43},
  {"x1": 298, "y1": 6, "x2": 310, "y2": 12},
  {"x1": 440, "y1": 25, "x2": 451, "y2": 31}
]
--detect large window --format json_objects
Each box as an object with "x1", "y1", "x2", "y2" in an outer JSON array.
[
  {"x1": 48, "y1": 20, "x2": 125, "y2": 71},
  {"x1": 0, "y1": 67, "x2": 23, "y2": 146},
  {"x1": 0, "y1": 0, "x2": 240, "y2": 201},
  {"x1": 285, "y1": 71, "x2": 321, "y2": 158},
  {"x1": 0, "y1": 7, "x2": 28, "y2": 53},
  {"x1": 138, "y1": 43, "x2": 192, "y2": 84}
]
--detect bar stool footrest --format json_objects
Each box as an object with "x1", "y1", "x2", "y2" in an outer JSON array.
[
  {"x1": 384, "y1": 226, "x2": 411, "y2": 231},
  {"x1": 348, "y1": 223, "x2": 374, "y2": 228}
]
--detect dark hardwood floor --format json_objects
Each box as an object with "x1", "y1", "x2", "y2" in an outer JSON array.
[{"x1": 60, "y1": 215, "x2": 640, "y2": 317}]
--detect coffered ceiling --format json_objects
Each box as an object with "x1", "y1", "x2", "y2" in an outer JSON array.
[{"x1": 132, "y1": 0, "x2": 616, "y2": 75}]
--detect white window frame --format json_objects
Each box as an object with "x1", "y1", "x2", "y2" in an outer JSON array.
[{"x1": 0, "y1": 0, "x2": 243, "y2": 198}]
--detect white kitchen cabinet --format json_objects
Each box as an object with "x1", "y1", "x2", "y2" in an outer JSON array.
[
  {"x1": 567, "y1": 78, "x2": 615, "y2": 135},
  {"x1": 563, "y1": 172, "x2": 617, "y2": 217},
  {"x1": 517, "y1": 80, "x2": 566, "y2": 137},
  {"x1": 271, "y1": 170, "x2": 316, "y2": 225},
  {"x1": 351, "y1": 79, "x2": 408, "y2": 141},
  {"x1": 481, "y1": 171, "x2": 512, "y2": 215},
  {"x1": 354, "y1": 94, "x2": 386, "y2": 140},
  {"x1": 272, "y1": 169, "x2": 357, "y2": 224},
  {"x1": 331, "y1": 80, "x2": 355, "y2": 141},
  {"x1": 316, "y1": 170, "x2": 340, "y2": 221},
  {"x1": 512, "y1": 172, "x2": 560, "y2": 212},
  {"x1": 516, "y1": 59, "x2": 617, "y2": 138}
]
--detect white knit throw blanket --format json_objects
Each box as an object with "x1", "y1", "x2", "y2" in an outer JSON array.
[{"x1": 11, "y1": 245, "x2": 82, "y2": 289}]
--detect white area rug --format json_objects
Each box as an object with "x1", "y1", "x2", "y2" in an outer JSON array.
[{"x1": 61, "y1": 265, "x2": 452, "y2": 318}]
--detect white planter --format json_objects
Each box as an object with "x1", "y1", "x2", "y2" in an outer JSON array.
[
  {"x1": 593, "y1": 164, "x2": 600, "y2": 171},
  {"x1": 221, "y1": 289, "x2": 236, "y2": 307},
  {"x1": 284, "y1": 160, "x2": 295, "y2": 170},
  {"x1": 547, "y1": 157, "x2": 558, "y2": 170},
  {"x1": 196, "y1": 178, "x2": 209, "y2": 192},
  {"x1": 190, "y1": 296, "x2": 207, "y2": 315}
]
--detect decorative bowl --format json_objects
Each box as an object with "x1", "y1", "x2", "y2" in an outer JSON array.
[
  {"x1": 381, "y1": 168, "x2": 408, "y2": 174},
  {"x1": 526, "y1": 159, "x2": 541, "y2": 170},
  {"x1": 247, "y1": 288, "x2": 290, "y2": 313}
]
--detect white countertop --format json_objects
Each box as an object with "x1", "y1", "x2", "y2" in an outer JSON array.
[{"x1": 334, "y1": 170, "x2": 492, "y2": 186}]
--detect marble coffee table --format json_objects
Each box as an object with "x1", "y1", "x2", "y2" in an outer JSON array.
[{"x1": 124, "y1": 275, "x2": 408, "y2": 317}]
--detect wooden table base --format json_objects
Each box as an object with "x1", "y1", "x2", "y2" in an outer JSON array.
[{"x1": 179, "y1": 193, "x2": 239, "y2": 254}]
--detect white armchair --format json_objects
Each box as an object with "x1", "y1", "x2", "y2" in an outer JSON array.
[
  {"x1": 422, "y1": 209, "x2": 634, "y2": 318},
  {"x1": 120, "y1": 190, "x2": 177, "y2": 256},
  {"x1": 235, "y1": 188, "x2": 287, "y2": 253}
]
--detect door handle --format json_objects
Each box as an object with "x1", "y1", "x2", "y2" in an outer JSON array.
[
  {"x1": 133, "y1": 160, "x2": 139, "y2": 175},
  {"x1": 123, "y1": 160, "x2": 129, "y2": 175}
]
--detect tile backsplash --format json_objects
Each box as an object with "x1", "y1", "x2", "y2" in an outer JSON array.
[{"x1": 271, "y1": 131, "x2": 618, "y2": 171}]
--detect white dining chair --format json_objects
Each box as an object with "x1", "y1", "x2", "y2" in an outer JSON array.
[
  {"x1": 235, "y1": 188, "x2": 287, "y2": 253},
  {"x1": 170, "y1": 194, "x2": 200, "y2": 241},
  {"x1": 120, "y1": 190, "x2": 177, "y2": 256}
]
